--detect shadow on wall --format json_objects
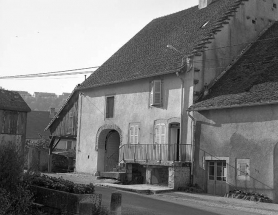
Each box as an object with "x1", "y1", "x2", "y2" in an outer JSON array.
[
  {"x1": 194, "y1": 122, "x2": 278, "y2": 197},
  {"x1": 197, "y1": 104, "x2": 278, "y2": 126}
]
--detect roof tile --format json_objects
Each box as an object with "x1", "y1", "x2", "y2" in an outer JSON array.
[
  {"x1": 192, "y1": 22, "x2": 278, "y2": 110},
  {"x1": 79, "y1": 0, "x2": 243, "y2": 89}
]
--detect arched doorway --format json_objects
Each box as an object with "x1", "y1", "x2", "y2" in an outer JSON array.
[{"x1": 97, "y1": 129, "x2": 120, "y2": 172}]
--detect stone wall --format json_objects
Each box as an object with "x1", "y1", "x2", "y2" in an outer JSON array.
[{"x1": 168, "y1": 166, "x2": 191, "y2": 189}]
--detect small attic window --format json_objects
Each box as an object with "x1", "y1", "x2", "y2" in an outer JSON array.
[{"x1": 201, "y1": 21, "x2": 209, "y2": 28}]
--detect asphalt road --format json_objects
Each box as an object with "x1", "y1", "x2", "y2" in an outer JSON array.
[{"x1": 95, "y1": 186, "x2": 220, "y2": 215}]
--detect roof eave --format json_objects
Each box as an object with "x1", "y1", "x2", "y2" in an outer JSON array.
[
  {"x1": 78, "y1": 65, "x2": 185, "y2": 92},
  {"x1": 189, "y1": 100, "x2": 278, "y2": 112}
]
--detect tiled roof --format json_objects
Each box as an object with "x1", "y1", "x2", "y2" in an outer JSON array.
[
  {"x1": 0, "y1": 89, "x2": 31, "y2": 112},
  {"x1": 192, "y1": 22, "x2": 278, "y2": 110},
  {"x1": 26, "y1": 111, "x2": 51, "y2": 139},
  {"x1": 79, "y1": 0, "x2": 244, "y2": 90}
]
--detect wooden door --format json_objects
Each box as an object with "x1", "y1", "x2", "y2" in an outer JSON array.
[
  {"x1": 207, "y1": 160, "x2": 227, "y2": 196},
  {"x1": 104, "y1": 131, "x2": 120, "y2": 172}
]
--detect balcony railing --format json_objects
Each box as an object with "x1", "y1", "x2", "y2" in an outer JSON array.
[{"x1": 119, "y1": 144, "x2": 192, "y2": 163}]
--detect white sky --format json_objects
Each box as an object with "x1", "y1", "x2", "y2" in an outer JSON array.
[{"x1": 0, "y1": 0, "x2": 198, "y2": 95}]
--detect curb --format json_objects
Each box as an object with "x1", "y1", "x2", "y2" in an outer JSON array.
[{"x1": 95, "y1": 184, "x2": 174, "y2": 195}]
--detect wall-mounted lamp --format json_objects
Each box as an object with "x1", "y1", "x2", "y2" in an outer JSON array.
[{"x1": 166, "y1": 44, "x2": 183, "y2": 54}]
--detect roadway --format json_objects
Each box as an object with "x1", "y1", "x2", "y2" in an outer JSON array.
[{"x1": 95, "y1": 186, "x2": 262, "y2": 215}]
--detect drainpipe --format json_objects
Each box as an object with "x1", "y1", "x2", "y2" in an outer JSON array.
[
  {"x1": 187, "y1": 109, "x2": 196, "y2": 184},
  {"x1": 175, "y1": 56, "x2": 193, "y2": 162}
]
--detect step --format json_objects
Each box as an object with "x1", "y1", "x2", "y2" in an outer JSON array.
[{"x1": 100, "y1": 172, "x2": 126, "y2": 181}]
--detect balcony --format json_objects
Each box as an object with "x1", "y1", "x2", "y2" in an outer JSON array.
[{"x1": 119, "y1": 144, "x2": 192, "y2": 165}]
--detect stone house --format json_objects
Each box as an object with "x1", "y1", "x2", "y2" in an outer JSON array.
[
  {"x1": 0, "y1": 89, "x2": 31, "y2": 155},
  {"x1": 73, "y1": 0, "x2": 278, "y2": 189},
  {"x1": 189, "y1": 21, "x2": 278, "y2": 202}
]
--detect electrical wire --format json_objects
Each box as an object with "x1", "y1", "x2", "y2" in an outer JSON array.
[{"x1": 0, "y1": 66, "x2": 99, "y2": 79}]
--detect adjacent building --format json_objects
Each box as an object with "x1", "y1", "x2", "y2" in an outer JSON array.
[{"x1": 0, "y1": 89, "x2": 31, "y2": 153}]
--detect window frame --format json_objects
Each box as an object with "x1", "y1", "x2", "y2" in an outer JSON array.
[
  {"x1": 237, "y1": 158, "x2": 250, "y2": 181},
  {"x1": 129, "y1": 123, "x2": 140, "y2": 144},
  {"x1": 105, "y1": 95, "x2": 115, "y2": 119},
  {"x1": 150, "y1": 79, "x2": 162, "y2": 107},
  {"x1": 154, "y1": 123, "x2": 166, "y2": 144}
]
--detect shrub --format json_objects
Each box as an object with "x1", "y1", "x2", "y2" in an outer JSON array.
[
  {"x1": 0, "y1": 143, "x2": 36, "y2": 215},
  {"x1": 0, "y1": 143, "x2": 23, "y2": 191},
  {"x1": 26, "y1": 173, "x2": 95, "y2": 194}
]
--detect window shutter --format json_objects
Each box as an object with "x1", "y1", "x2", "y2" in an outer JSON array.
[
  {"x1": 150, "y1": 80, "x2": 161, "y2": 106},
  {"x1": 161, "y1": 124, "x2": 166, "y2": 144},
  {"x1": 130, "y1": 126, "x2": 134, "y2": 144},
  {"x1": 155, "y1": 126, "x2": 159, "y2": 144},
  {"x1": 134, "y1": 125, "x2": 139, "y2": 144}
]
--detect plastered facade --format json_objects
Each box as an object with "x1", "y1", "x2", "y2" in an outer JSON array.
[
  {"x1": 193, "y1": 105, "x2": 278, "y2": 202},
  {"x1": 76, "y1": 73, "x2": 195, "y2": 174}
]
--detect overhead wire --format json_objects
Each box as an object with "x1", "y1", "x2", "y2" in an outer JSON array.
[
  {"x1": 0, "y1": 66, "x2": 99, "y2": 80},
  {"x1": 2, "y1": 33, "x2": 278, "y2": 80}
]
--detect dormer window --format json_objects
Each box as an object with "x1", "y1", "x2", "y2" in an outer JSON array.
[{"x1": 150, "y1": 80, "x2": 162, "y2": 106}]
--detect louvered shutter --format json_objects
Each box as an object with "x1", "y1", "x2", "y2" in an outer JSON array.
[
  {"x1": 150, "y1": 80, "x2": 161, "y2": 106},
  {"x1": 134, "y1": 125, "x2": 139, "y2": 144},
  {"x1": 130, "y1": 126, "x2": 134, "y2": 144},
  {"x1": 161, "y1": 124, "x2": 166, "y2": 144},
  {"x1": 155, "y1": 126, "x2": 159, "y2": 144}
]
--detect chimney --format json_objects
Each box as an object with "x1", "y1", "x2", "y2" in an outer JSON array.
[
  {"x1": 199, "y1": 0, "x2": 214, "y2": 9},
  {"x1": 49, "y1": 107, "x2": 56, "y2": 118}
]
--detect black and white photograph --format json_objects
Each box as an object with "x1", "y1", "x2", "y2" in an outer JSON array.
[{"x1": 1, "y1": 0, "x2": 278, "y2": 214}]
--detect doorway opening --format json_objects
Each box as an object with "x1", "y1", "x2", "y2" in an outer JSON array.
[
  {"x1": 97, "y1": 129, "x2": 120, "y2": 172},
  {"x1": 169, "y1": 123, "x2": 180, "y2": 161}
]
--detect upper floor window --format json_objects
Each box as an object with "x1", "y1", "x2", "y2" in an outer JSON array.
[
  {"x1": 106, "y1": 96, "x2": 114, "y2": 118},
  {"x1": 129, "y1": 123, "x2": 140, "y2": 144},
  {"x1": 155, "y1": 123, "x2": 166, "y2": 144},
  {"x1": 150, "y1": 80, "x2": 162, "y2": 106}
]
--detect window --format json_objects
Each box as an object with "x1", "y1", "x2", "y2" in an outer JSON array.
[
  {"x1": 129, "y1": 123, "x2": 140, "y2": 144},
  {"x1": 106, "y1": 96, "x2": 114, "y2": 118},
  {"x1": 150, "y1": 80, "x2": 162, "y2": 106},
  {"x1": 66, "y1": 141, "x2": 72, "y2": 150},
  {"x1": 237, "y1": 159, "x2": 250, "y2": 180},
  {"x1": 154, "y1": 123, "x2": 166, "y2": 144}
]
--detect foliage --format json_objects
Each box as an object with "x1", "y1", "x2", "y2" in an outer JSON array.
[
  {"x1": 26, "y1": 138, "x2": 50, "y2": 149},
  {"x1": 0, "y1": 143, "x2": 36, "y2": 215},
  {"x1": 0, "y1": 143, "x2": 23, "y2": 191},
  {"x1": 26, "y1": 173, "x2": 95, "y2": 194},
  {"x1": 177, "y1": 183, "x2": 204, "y2": 193},
  {"x1": 225, "y1": 189, "x2": 273, "y2": 203}
]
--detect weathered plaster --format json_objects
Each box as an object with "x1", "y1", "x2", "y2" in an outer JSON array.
[
  {"x1": 76, "y1": 74, "x2": 189, "y2": 174},
  {"x1": 194, "y1": 104, "x2": 278, "y2": 201}
]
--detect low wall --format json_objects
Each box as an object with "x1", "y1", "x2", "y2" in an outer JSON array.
[{"x1": 30, "y1": 185, "x2": 102, "y2": 214}]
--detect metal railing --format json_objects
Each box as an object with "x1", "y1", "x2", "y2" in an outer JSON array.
[{"x1": 119, "y1": 144, "x2": 192, "y2": 163}]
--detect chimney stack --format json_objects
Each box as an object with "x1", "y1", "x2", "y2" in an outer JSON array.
[{"x1": 199, "y1": 0, "x2": 214, "y2": 9}]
